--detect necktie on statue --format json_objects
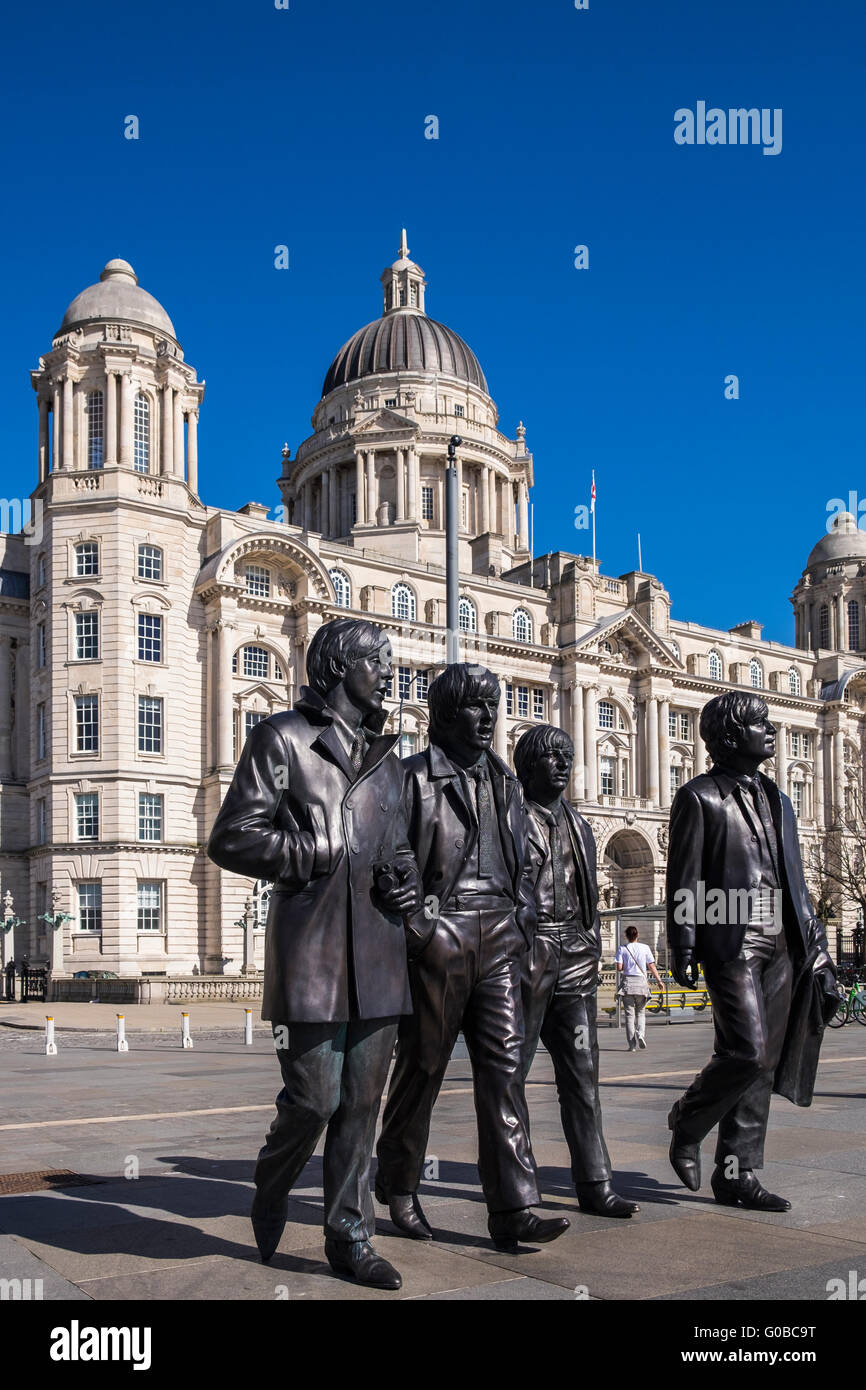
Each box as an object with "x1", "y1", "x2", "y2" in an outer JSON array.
[
  {"x1": 467, "y1": 763, "x2": 494, "y2": 876},
  {"x1": 538, "y1": 807, "x2": 567, "y2": 920},
  {"x1": 349, "y1": 732, "x2": 365, "y2": 772}
]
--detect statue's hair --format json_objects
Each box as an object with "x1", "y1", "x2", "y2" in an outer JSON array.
[
  {"x1": 306, "y1": 617, "x2": 386, "y2": 696},
  {"x1": 513, "y1": 724, "x2": 574, "y2": 788},
  {"x1": 699, "y1": 690, "x2": 768, "y2": 765},
  {"x1": 427, "y1": 663, "x2": 500, "y2": 738}
]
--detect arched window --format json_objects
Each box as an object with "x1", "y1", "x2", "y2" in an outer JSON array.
[
  {"x1": 749, "y1": 658, "x2": 762, "y2": 689},
  {"x1": 86, "y1": 390, "x2": 104, "y2": 468},
  {"x1": 134, "y1": 394, "x2": 150, "y2": 473},
  {"x1": 242, "y1": 645, "x2": 269, "y2": 679},
  {"x1": 849, "y1": 600, "x2": 860, "y2": 652},
  {"x1": 708, "y1": 650, "x2": 722, "y2": 681},
  {"x1": 329, "y1": 568, "x2": 351, "y2": 608},
  {"x1": 513, "y1": 607, "x2": 532, "y2": 643},
  {"x1": 819, "y1": 603, "x2": 830, "y2": 648},
  {"x1": 391, "y1": 583, "x2": 416, "y2": 621},
  {"x1": 137, "y1": 544, "x2": 162, "y2": 581},
  {"x1": 788, "y1": 666, "x2": 801, "y2": 696},
  {"x1": 598, "y1": 700, "x2": 614, "y2": 729},
  {"x1": 669, "y1": 639, "x2": 680, "y2": 661},
  {"x1": 458, "y1": 597, "x2": 477, "y2": 632}
]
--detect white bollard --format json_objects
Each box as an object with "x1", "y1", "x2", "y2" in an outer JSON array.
[
  {"x1": 181, "y1": 1011, "x2": 193, "y2": 1049},
  {"x1": 244, "y1": 1008, "x2": 253, "y2": 1045},
  {"x1": 45, "y1": 1016, "x2": 57, "y2": 1056},
  {"x1": 116, "y1": 1013, "x2": 129, "y2": 1052}
]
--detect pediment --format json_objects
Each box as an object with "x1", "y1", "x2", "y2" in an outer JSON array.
[
  {"x1": 575, "y1": 609, "x2": 682, "y2": 669},
  {"x1": 352, "y1": 408, "x2": 418, "y2": 437}
]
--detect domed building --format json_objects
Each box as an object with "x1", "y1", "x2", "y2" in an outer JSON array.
[{"x1": 0, "y1": 242, "x2": 863, "y2": 996}]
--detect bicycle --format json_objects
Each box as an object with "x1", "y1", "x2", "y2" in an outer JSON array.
[{"x1": 827, "y1": 977, "x2": 866, "y2": 1027}]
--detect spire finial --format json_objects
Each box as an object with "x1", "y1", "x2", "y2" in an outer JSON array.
[{"x1": 399, "y1": 228, "x2": 409, "y2": 259}]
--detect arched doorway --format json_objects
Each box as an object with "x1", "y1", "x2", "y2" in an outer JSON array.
[{"x1": 602, "y1": 829, "x2": 656, "y2": 908}]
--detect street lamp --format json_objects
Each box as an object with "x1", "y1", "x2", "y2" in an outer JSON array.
[{"x1": 445, "y1": 435, "x2": 462, "y2": 665}]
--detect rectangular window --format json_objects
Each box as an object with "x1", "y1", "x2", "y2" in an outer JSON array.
[
  {"x1": 600, "y1": 756, "x2": 616, "y2": 796},
  {"x1": 137, "y1": 613, "x2": 163, "y2": 662},
  {"x1": 384, "y1": 676, "x2": 393, "y2": 698},
  {"x1": 138, "y1": 793, "x2": 163, "y2": 841},
  {"x1": 802, "y1": 733, "x2": 810, "y2": 756},
  {"x1": 384, "y1": 398, "x2": 397, "y2": 409},
  {"x1": 416, "y1": 670, "x2": 429, "y2": 702},
  {"x1": 75, "y1": 611, "x2": 99, "y2": 661},
  {"x1": 137, "y1": 545, "x2": 162, "y2": 580},
  {"x1": 790, "y1": 731, "x2": 800, "y2": 756},
  {"x1": 680, "y1": 713, "x2": 691, "y2": 740},
  {"x1": 792, "y1": 782, "x2": 804, "y2": 819},
  {"x1": 506, "y1": 683, "x2": 513, "y2": 715},
  {"x1": 75, "y1": 792, "x2": 98, "y2": 840},
  {"x1": 243, "y1": 646, "x2": 268, "y2": 679},
  {"x1": 399, "y1": 733, "x2": 417, "y2": 758},
  {"x1": 75, "y1": 695, "x2": 99, "y2": 752},
  {"x1": 668, "y1": 711, "x2": 676, "y2": 739},
  {"x1": 77, "y1": 882, "x2": 102, "y2": 932},
  {"x1": 533, "y1": 689, "x2": 544, "y2": 720},
  {"x1": 138, "y1": 696, "x2": 163, "y2": 753},
  {"x1": 670, "y1": 765, "x2": 684, "y2": 798},
  {"x1": 75, "y1": 543, "x2": 99, "y2": 576},
  {"x1": 245, "y1": 565, "x2": 270, "y2": 597},
  {"x1": 421, "y1": 485, "x2": 434, "y2": 521},
  {"x1": 517, "y1": 685, "x2": 529, "y2": 718},
  {"x1": 244, "y1": 711, "x2": 265, "y2": 741},
  {"x1": 37, "y1": 797, "x2": 47, "y2": 845},
  {"x1": 137, "y1": 881, "x2": 162, "y2": 932},
  {"x1": 398, "y1": 666, "x2": 412, "y2": 700},
  {"x1": 38, "y1": 556, "x2": 46, "y2": 587},
  {"x1": 38, "y1": 623, "x2": 46, "y2": 667},
  {"x1": 454, "y1": 403, "x2": 464, "y2": 418},
  {"x1": 37, "y1": 703, "x2": 47, "y2": 760}
]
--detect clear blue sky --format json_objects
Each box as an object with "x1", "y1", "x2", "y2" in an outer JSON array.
[{"x1": 2, "y1": 0, "x2": 863, "y2": 643}]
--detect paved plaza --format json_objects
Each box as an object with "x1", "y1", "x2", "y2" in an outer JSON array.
[{"x1": 0, "y1": 1007, "x2": 864, "y2": 1301}]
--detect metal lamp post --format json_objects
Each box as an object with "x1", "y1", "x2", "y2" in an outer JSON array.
[{"x1": 445, "y1": 435, "x2": 462, "y2": 665}]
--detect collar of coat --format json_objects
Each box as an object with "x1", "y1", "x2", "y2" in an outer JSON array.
[
  {"x1": 709, "y1": 765, "x2": 775, "y2": 801},
  {"x1": 426, "y1": 741, "x2": 517, "y2": 787},
  {"x1": 295, "y1": 683, "x2": 389, "y2": 736},
  {"x1": 293, "y1": 684, "x2": 396, "y2": 780}
]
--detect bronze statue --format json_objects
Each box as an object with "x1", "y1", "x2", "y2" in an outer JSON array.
[
  {"x1": 666, "y1": 691, "x2": 838, "y2": 1209},
  {"x1": 207, "y1": 618, "x2": 422, "y2": 1288},
  {"x1": 375, "y1": 664, "x2": 569, "y2": 1252},
  {"x1": 515, "y1": 724, "x2": 639, "y2": 1218}
]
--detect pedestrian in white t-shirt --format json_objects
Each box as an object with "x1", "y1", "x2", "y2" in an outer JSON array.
[{"x1": 615, "y1": 926, "x2": 664, "y2": 1051}]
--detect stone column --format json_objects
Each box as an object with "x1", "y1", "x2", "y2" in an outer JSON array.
[
  {"x1": 455, "y1": 455, "x2": 463, "y2": 529},
  {"x1": 617, "y1": 746, "x2": 626, "y2": 798},
  {"x1": 518, "y1": 480, "x2": 529, "y2": 549},
  {"x1": 38, "y1": 398, "x2": 49, "y2": 482},
  {"x1": 104, "y1": 370, "x2": 117, "y2": 466},
  {"x1": 658, "y1": 698, "x2": 671, "y2": 808},
  {"x1": 329, "y1": 464, "x2": 338, "y2": 534},
  {"x1": 355, "y1": 452, "x2": 365, "y2": 525},
  {"x1": 173, "y1": 392, "x2": 184, "y2": 476},
  {"x1": 52, "y1": 385, "x2": 61, "y2": 471},
  {"x1": 695, "y1": 724, "x2": 707, "y2": 776},
  {"x1": 496, "y1": 674, "x2": 508, "y2": 760},
  {"x1": 775, "y1": 721, "x2": 788, "y2": 794},
  {"x1": 366, "y1": 451, "x2": 376, "y2": 522},
  {"x1": 14, "y1": 638, "x2": 29, "y2": 780},
  {"x1": 396, "y1": 449, "x2": 406, "y2": 522},
  {"x1": 320, "y1": 470, "x2": 329, "y2": 535},
  {"x1": 571, "y1": 683, "x2": 585, "y2": 800},
  {"x1": 0, "y1": 635, "x2": 12, "y2": 779},
  {"x1": 481, "y1": 466, "x2": 490, "y2": 533},
  {"x1": 161, "y1": 386, "x2": 173, "y2": 475},
  {"x1": 628, "y1": 728, "x2": 637, "y2": 798},
  {"x1": 836, "y1": 594, "x2": 845, "y2": 651},
  {"x1": 187, "y1": 410, "x2": 198, "y2": 492},
  {"x1": 583, "y1": 684, "x2": 598, "y2": 802},
  {"x1": 119, "y1": 373, "x2": 133, "y2": 466},
  {"x1": 406, "y1": 446, "x2": 417, "y2": 521},
  {"x1": 814, "y1": 728, "x2": 825, "y2": 828},
  {"x1": 62, "y1": 376, "x2": 74, "y2": 471},
  {"x1": 489, "y1": 469, "x2": 498, "y2": 535},
  {"x1": 217, "y1": 621, "x2": 236, "y2": 768},
  {"x1": 647, "y1": 696, "x2": 660, "y2": 806},
  {"x1": 833, "y1": 728, "x2": 845, "y2": 822}
]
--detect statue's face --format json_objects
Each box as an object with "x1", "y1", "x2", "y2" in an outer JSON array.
[
  {"x1": 440, "y1": 689, "x2": 499, "y2": 763},
  {"x1": 734, "y1": 709, "x2": 776, "y2": 763},
  {"x1": 342, "y1": 637, "x2": 393, "y2": 715},
  {"x1": 525, "y1": 745, "x2": 573, "y2": 802}
]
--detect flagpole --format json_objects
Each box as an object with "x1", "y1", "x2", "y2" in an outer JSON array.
[
  {"x1": 591, "y1": 469, "x2": 596, "y2": 572},
  {"x1": 638, "y1": 532, "x2": 643, "y2": 572}
]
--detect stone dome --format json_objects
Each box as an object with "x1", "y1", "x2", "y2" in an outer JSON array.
[
  {"x1": 322, "y1": 312, "x2": 488, "y2": 397},
  {"x1": 806, "y1": 511, "x2": 866, "y2": 569},
  {"x1": 57, "y1": 259, "x2": 176, "y2": 338}
]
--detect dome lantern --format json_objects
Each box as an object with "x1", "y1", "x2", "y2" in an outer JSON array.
[{"x1": 380, "y1": 229, "x2": 427, "y2": 316}]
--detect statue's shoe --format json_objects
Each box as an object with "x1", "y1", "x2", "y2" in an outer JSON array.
[
  {"x1": 710, "y1": 1169, "x2": 791, "y2": 1211},
  {"x1": 374, "y1": 1179, "x2": 433, "y2": 1240},
  {"x1": 250, "y1": 1192, "x2": 288, "y2": 1263},
  {"x1": 575, "y1": 1180, "x2": 639, "y2": 1217},
  {"x1": 667, "y1": 1101, "x2": 701, "y2": 1192},
  {"x1": 324, "y1": 1238, "x2": 402, "y2": 1289},
  {"x1": 487, "y1": 1208, "x2": 570, "y2": 1253}
]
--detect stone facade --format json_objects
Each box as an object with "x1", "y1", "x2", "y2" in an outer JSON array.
[{"x1": 0, "y1": 241, "x2": 864, "y2": 980}]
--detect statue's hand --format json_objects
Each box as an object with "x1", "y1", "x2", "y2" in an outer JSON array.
[{"x1": 671, "y1": 950, "x2": 698, "y2": 989}]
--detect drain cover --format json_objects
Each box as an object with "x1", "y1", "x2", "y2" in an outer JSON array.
[{"x1": 0, "y1": 1169, "x2": 105, "y2": 1195}]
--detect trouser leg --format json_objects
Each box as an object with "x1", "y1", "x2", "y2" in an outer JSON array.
[
  {"x1": 254, "y1": 1022, "x2": 343, "y2": 1210},
  {"x1": 322, "y1": 1017, "x2": 398, "y2": 1242},
  {"x1": 634, "y1": 995, "x2": 647, "y2": 1042},
  {"x1": 540, "y1": 986, "x2": 611, "y2": 1185},
  {"x1": 715, "y1": 937, "x2": 793, "y2": 1171},
  {"x1": 520, "y1": 934, "x2": 560, "y2": 1081},
  {"x1": 623, "y1": 996, "x2": 637, "y2": 1045},
  {"x1": 464, "y1": 912, "x2": 539, "y2": 1213},
  {"x1": 376, "y1": 918, "x2": 472, "y2": 1195}
]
